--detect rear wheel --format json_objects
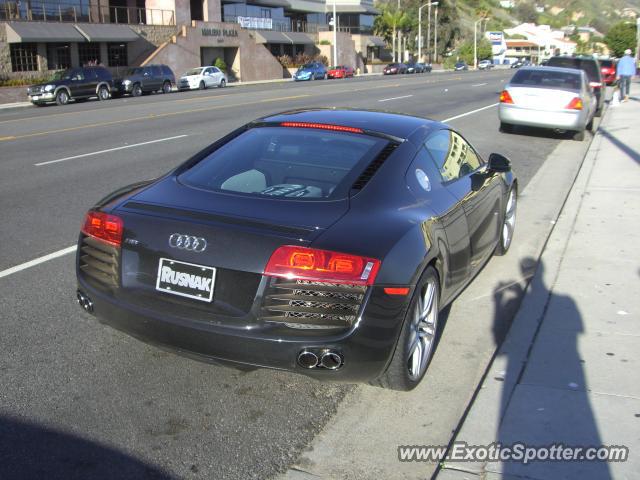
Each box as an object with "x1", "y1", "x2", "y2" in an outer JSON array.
[
  {"x1": 97, "y1": 85, "x2": 110, "y2": 101},
  {"x1": 219, "y1": 78, "x2": 226, "y2": 88},
  {"x1": 132, "y1": 83, "x2": 142, "y2": 97},
  {"x1": 55, "y1": 89, "x2": 69, "y2": 106},
  {"x1": 162, "y1": 81, "x2": 172, "y2": 94},
  {"x1": 371, "y1": 267, "x2": 440, "y2": 391},
  {"x1": 495, "y1": 187, "x2": 517, "y2": 256},
  {"x1": 499, "y1": 122, "x2": 514, "y2": 134}
]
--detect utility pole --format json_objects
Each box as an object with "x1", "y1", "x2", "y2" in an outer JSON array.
[
  {"x1": 474, "y1": 17, "x2": 489, "y2": 70},
  {"x1": 418, "y1": 3, "x2": 428, "y2": 62}
]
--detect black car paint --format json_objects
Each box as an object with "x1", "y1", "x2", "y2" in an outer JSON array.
[
  {"x1": 76, "y1": 109, "x2": 515, "y2": 382},
  {"x1": 28, "y1": 66, "x2": 113, "y2": 105},
  {"x1": 113, "y1": 64, "x2": 175, "y2": 96}
]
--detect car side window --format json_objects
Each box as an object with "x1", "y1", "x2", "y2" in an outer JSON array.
[
  {"x1": 212, "y1": 67, "x2": 220, "y2": 73},
  {"x1": 72, "y1": 69, "x2": 85, "y2": 81},
  {"x1": 143, "y1": 67, "x2": 152, "y2": 76},
  {"x1": 152, "y1": 66, "x2": 162, "y2": 76},
  {"x1": 425, "y1": 130, "x2": 482, "y2": 182}
]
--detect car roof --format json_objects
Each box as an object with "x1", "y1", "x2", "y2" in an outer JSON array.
[{"x1": 259, "y1": 108, "x2": 443, "y2": 141}]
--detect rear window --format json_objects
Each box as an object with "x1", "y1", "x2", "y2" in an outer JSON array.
[
  {"x1": 600, "y1": 60, "x2": 614, "y2": 68},
  {"x1": 546, "y1": 57, "x2": 600, "y2": 81},
  {"x1": 511, "y1": 69, "x2": 582, "y2": 90},
  {"x1": 178, "y1": 127, "x2": 388, "y2": 200}
]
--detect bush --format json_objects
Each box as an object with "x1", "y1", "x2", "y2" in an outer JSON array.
[
  {"x1": 214, "y1": 57, "x2": 227, "y2": 72},
  {"x1": 0, "y1": 75, "x2": 56, "y2": 87},
  {"x1": 318, "y1": 39, "x2": 331, "y2": 45},
  {"x1": 277, "y1": 53, "x2": 329, "y2": 68}
]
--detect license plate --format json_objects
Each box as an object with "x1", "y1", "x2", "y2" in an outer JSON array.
[
  {"x1": 32, "y1": 96, "x2": 39, "y2": 100},
  {"x1": 155, "y1": 258, "x2": 216, "y2": 302}
]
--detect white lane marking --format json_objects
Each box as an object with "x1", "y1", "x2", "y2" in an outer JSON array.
[
  {"x1": 0, "y1": 245, "x2": 76, "y2": 279},
  {"x1": 442, "y1": 103, "x2": 499, "y2": 123},
  {"x1": 34, "y1": 134, "x2": 189, "y2": 166},
  {"x1": 1, "y1": 102, "x2": 501, "y2": 280},
  {"x1": 378, "y1": 95, "x2": 413, "y2": 102},
  {"x1": 472, "y1": 83, "x2": 488, "y2": 87}
]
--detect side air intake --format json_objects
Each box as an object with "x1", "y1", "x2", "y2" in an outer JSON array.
[{"x1": 351, "y1": 142, "x2": 399, "y2": 191}]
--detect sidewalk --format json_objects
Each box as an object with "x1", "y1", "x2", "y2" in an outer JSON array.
[{"x1": 438, "y1": 84, "x2": 640, "y2": 479}]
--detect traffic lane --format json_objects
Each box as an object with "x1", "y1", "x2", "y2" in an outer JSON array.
[
  {"x1": 0, "y1": 70, "x2": 512, "y2": 171},
  {"x1": 0, "y1": 70, "x2": 511, "y2": 140},
  {"x1": 0, "y1": 77, "x2": 528, "y2": 270},
  {"x1": 0, "y1": 69, "x2": 502, "y2": 124},
  {"x1": 0, "y1": 256, "x2": 351, "y2": 480}
]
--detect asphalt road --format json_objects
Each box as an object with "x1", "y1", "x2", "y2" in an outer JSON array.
[{"x1": 0, "y1": 69, "x2": 570, "y2": 479}]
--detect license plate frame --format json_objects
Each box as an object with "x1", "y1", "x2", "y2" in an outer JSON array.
[{"x1": 155, "y1": 258, "x2": 216, "y2": 303}]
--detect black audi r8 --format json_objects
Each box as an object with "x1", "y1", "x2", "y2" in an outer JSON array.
[{"x1": 76, "y1": 109, "x2": 517, "y2": 391}]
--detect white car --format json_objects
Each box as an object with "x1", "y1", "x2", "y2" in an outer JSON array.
[
  {"x1": 478, "y1": 60, "x2": 494, "y2": 70},
  {"x1": 498, "y1": 66, "x2": 596, "y2": 141},
  {"x1": 178, "y1": 66, "x2": 227, "y2": 90}
]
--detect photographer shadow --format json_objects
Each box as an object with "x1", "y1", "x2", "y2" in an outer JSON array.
[{"x1": 491, "y1": 259, "x2": 612, "y2": 479}]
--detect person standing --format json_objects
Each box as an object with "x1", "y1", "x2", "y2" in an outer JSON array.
[{"x1": 616, "y1": 48, "x2": 635, "y2": 102}]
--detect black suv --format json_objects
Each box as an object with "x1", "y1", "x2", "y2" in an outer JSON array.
[
  {"x1": 546, "y1": 56, "x2": 604, "y2": 115},
  {"x1": 113, "y1": 65, "x2": 175, "y2": 97},
  {"x1": 27, "y1": 66, "x2": 112, "y2": 106}
]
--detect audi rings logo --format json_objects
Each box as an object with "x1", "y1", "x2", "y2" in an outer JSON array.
[{"x1": 168, "y1": 234, "x2": 207, "y2": 253}]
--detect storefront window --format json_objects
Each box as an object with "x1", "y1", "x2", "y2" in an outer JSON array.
[
  {"x1": 10, "y1": 43, "x2": 38, "y2": 72},
  {"x1": 79, "y1": 43, "x2": 102, "y2": 65},
  {"x1": 108, "y1": 43, "x2": 128, "y2": 66},
  {"x1": 47, "y1": 43, "x2": 72, "y2": 70}
]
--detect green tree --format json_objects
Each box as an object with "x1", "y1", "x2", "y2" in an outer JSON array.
[
  {"x1": 604, "y1": 21, "x2": 637, "y2": 57},
  {"x1": 514, "y1": 2, "x2": 538, "y2": 23},
  {"x1": 457, "y1": 38, "x2": 492, "y2": 65}
]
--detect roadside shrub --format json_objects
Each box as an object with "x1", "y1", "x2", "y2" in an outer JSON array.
[
  {"x1": 276, "y1": 53, "x2": 329, "y2": 68},
  {"x1": 214, "y1": 57, "x2": 227, "y2": 72},
  {"x1": 318, "y1": 39, "x2": 331, "y2": 45},
  {"x1": 0, "y1": 75, "x2": 55, "y2": 87}
]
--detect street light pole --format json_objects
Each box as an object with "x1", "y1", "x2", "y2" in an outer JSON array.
[
  {"x1": 433, "y1": 4, "x2": 438, "y2": 64},
  {"x1": 473, "y1": 17, "x2": 488, "y2": 70},
  {"x1": 333, "y1": 0, "x2": 338, "y2": 67},
  {"x1": 418, "y1": 3, "x2": 428, "y2": 62}
]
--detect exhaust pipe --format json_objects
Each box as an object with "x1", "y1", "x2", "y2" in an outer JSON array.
[
  {"x1": 297, "y1": 350, "x2": 319, "y2": 369},
  {"x1": 76, "y1": 290, "x2": 94, "y2": 314},
  {"x1": 320, "y1": 351, "x2": 343, "y2": 370}
]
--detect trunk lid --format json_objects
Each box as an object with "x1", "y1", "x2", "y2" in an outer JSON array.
[{"x1": 507, "y1": 86, "x2": 580, "y2": 111}]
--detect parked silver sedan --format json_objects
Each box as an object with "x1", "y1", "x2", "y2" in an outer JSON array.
[{"x1": 498, "y1": 66, "x2": 596, "y2": 141}]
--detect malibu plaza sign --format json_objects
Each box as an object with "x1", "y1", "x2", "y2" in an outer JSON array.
[{"x1": 201, "y1": 27, "x2": 239, "y2": 37}]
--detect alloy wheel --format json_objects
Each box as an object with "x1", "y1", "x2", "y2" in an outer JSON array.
[
  {"x1": 407, "y1": 280, "x2": 438, "y2": 381},
  {"x1": 502, "y1": 189, "x2": 517, "y2": 251}
]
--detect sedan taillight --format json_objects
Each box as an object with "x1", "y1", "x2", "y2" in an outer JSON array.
[
  {"x1": 499, "y1": 90, "x2": 514, "y2": 104},
  {"x1": 264, "y1": 246, "x2": 380, "y2": 286},
  {"x1": 566, "y1": 97, "x2": 583, "y2": 110},
  {"x1": 81, "y1": 211, "x2": 124, "y2": 246}
]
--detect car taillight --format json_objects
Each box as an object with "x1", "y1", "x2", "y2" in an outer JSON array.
[
  {"x1": 499, "y1": 90, "x2": 514, "y2": 104},
  {"x1": 280, "y1": 122, "x2": 364, "y2": 134},
  {"x1": 81, "y1": 211, "x2": 123, "y2": 246},
  {"x1": 264, "y1": 245, "x2": 380, "y2": 286},
  {"x1": 566, "y1": 97, "x2": 583, "y2": 110}
]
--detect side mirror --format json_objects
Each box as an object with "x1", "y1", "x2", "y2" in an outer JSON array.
[{"x1": 488, "y1": 153, "x2": 511, "y2": 173}]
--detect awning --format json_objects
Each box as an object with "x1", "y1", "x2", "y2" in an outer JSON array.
[
  {"x1": 6, "y1": 22, "x2": 85, "y2": 43},
  {"x1": 330, "y1": 4, "x2": 380, "y2": 14},
  {"x1": 286, "y1": 0, "x2": 326, "y2": 13},
  {"x1": 366, "y1": 36, "x2": 386, "y2": 47},
  {"x1": 251, "y1": 0, "x2": 291, "y2": 6},
  {"x1": 74, "y1": 24, "x2": 139, "y2": 42},
  {"x1": 253, "y1": 31, "x2": 316, "y2": 45}
]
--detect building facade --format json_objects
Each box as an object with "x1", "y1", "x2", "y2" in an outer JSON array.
[{"x1": 0, "y1": 0, "x2": 386, "y2": 82}]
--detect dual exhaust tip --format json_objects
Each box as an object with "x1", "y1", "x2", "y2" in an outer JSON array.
[
  {"x1": 76, "y1": 290, "x2": 94, "y2": 314},
  {"x1": 298, "y1": 350, "x2": 343, "y2": 370}
]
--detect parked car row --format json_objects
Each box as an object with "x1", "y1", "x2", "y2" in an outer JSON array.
[
  {"x1": 383, "y1": 62, "x2": 433, "y2": 75},
  {"x1": 27, "y1": 63, "x2": 228, "y2": 106},
  {"x1": 498, "y1": 55, "x2": 607, "y2": 142}
]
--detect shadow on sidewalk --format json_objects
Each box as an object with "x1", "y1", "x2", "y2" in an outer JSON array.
[
  {"x1": 491, "y1": 259, "x2": 612, "y2": 479},
  {"x1": 599, "y1": 127, "x2": 640, "y2": 165},
  {"x1": 0, "y1": 415, "x2": 174, "y2": 480}
]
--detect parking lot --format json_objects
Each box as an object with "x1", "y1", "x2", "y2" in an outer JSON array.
[{"x1": 0, "y1": 69, "x2": 598, "y2": 479}]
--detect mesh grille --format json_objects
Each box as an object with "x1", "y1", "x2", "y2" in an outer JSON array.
[
  {"x1": 79, "y1": 235, "x2": 119, "y2": 288},
  {"x1": 261, "y1": 278, "x2": 366, "y2": 329}
]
